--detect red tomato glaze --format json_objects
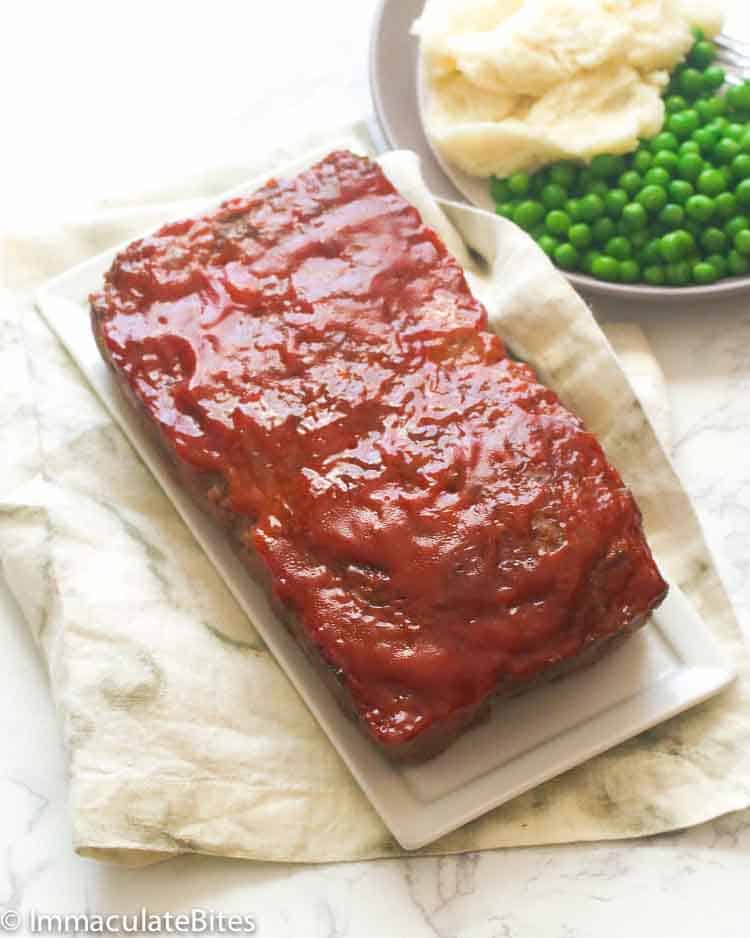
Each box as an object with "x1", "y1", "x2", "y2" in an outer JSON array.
[{"x1": 91, "y1": 151, "x2": 667, "y2": 751}]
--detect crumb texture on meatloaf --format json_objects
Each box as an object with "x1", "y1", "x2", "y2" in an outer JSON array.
[{"x1": 90, "y1": 150, "x2": 667, "y2": 757}]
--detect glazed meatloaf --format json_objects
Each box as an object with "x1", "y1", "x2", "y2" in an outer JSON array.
[{"x1": 90, "y1": 150, "x2": 668, "y2": 760}]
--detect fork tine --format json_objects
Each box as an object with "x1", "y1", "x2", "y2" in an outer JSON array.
[
  {"x1": 721, "y1": 33, "x2": 750, "y2": 44},
  {"x1": 716, "y1": 52, "x2": 750, "y2": 75},
  {"x1": 716, "y1": 46, "x2": 750, "y2": 68},
  {"x1": 717, "y1": 32, "x2": 750, "y2": 52}
]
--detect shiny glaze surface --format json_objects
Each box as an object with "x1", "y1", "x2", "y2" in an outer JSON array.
[{"x1": 91, "y1": 151, "x2": 667, "y2": 749}]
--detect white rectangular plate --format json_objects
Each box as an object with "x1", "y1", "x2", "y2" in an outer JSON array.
[{"x1": 35, "y1": 165, "x2": 736, "y2": 851}]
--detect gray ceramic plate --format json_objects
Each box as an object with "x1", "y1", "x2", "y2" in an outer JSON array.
[{"x1": 369, "y1": 0, "x2": 750, "y2": 302}]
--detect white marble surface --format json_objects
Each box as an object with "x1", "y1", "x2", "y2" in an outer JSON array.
[{"x1": 1, "y1": 1, "x2": 749, "y2": 934}]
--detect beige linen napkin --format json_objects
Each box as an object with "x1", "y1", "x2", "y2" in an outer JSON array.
[{"x1": 0, "y1": 125, "x2": 747, "y2": 866}]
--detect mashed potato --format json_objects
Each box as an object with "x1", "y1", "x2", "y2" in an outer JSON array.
[{"x1": 414, "y1": 0, "x2": 725, "y2": 178}]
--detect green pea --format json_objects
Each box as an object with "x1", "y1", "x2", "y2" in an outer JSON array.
[
  {"x1": 508, "y1": 173, "x2": 531, "y2": 196},
  {"x1": 554, "y1": 243, "x2": 580, "y2": 270},
  {"x1": 695, "y1": 94, "x2": 727, "y2": 124},
  {"x1": 705, "y1": 254, "x2": 727, "y2": 278},
  {"x1": 690, "y1": 40, "x2": 716, "y2": 70},
  {"x1": 731, "y1": 155, "x2": 750, "y2": 183},
  {"x1": 679, "y1": 141, "x2": 701, "y2": 156},
  {"x1": 665, "y1": 95, "x2": 688, "y2": 114},
  {"x1": 678, "y1": 152, "x2": 704, "y2": 181},
  {"x1": 696, "y1": 168, "x2": 727, "y2": 197},
  {"x1": 619, "y1": 172, "x2": 643, "y2": 196},
  {"x1": 666, "y1": 260, "x2": 692, "y2": 285},
  {"x1": 590, "y1": 154, "x2": 623, "y2": 179},
  {"x1": 576, "y1": 250, "x2": 593, "y2": 274},
  {"x1": 679, "y1": 68, "x2": 705, "y2": 99},
  {"x1": 537, "y1": 234, "x2": 559, "y2": 257},
  {"x1": 621, "y1": 203, "x2": 648, "y2": 230},
  {"x1": 619, "y1": 259, "x2": 641, "y2": 283},
  {"x1": 652, "y1": 150, "x2": 680, "y2": 175},
  {"x1": 700, "y1": 227, "x2": 726, "y2": 252},
  {"x1": 714, "y1": 191, "x2": 737, "y2": 218},
  {"x1": 605, "y1": 236, "x2": 632, "y2": 260},
  {"x1": 540, "y1": 183, "x2": 568, "y2": 209},
  {"x1": 565, "y1": 198, "x2": 580, "y2": 217},
  {"x1": 737, "y1": 179, "x2": 750, "y2": 208},
  {"x1": 714, "y1": 138, "x2": 741, "y2": 165},
  {"x1": 734, "y1": 229, "x2": 750, "y2": 255},
  {"x1": 490, "y1": 177, "x2": 510, "y2": 203},
  {"x1": 696, "y1": 97, "x2": 718, "y2": 123},
  {"x1": 576, "y1": 168, "x2": 596, "y2": 193},
  {"x1": 569, "y1": 223, "x2": 592, "y2": 249},
  {"x1": 548, "y1": 162, "x2": 577, "y2": 188},
  {"x1": 726, "y1": 123, "x2": 746, "y2": 142},
  {"x1": 592, "y1": 217, "x2": 617, "y2": 243},
  {"x1": 724, "y1": 215, "x2": 749, "y2": 239},
  {"x1": 650, "y1": 132, "x2": 679, "y2": 154},
  {"x1": 668, "y1": 109, "x2": 700, "y2": 139},
  {"x1": 732, "y1": 131, "x2": 750, "y2": 165},
  {"x1": 728, "y1": 249, "x2": 750, "y2": 275},
  {"x1": 546, "y1": 210, "x2": 572, "y2": 236},
  {"x1": 495, "y1": 202, "x2": 516, "y2": 219},
  {"x1": 677, "y1": 229, "x2": 695, "y2": 252},
  {"x1": 643, "y1": 264, "x2": 666, "y2": 285},
  {"x1": 702, "y1": 68, "x2": 726, "y2": 95},
  {"x1": 692, "y1": 127, "x2": 719, "y2": 153},
  {"x1": 644, "y1": 167, "x2": 671, "y2": 187},
  {"x1": 515, "y1": 200, "x2": 546, "y2": 230},
  {"x1": 589, "y1": 181, "x2": 611, "y2": 199},
  {"x1": 642, "y1": 237, "x2": 663, "y2": 265},
  {"x1": 659, "y1": 203, "x2": 685, "y2": 228},
  {"x1": 591, "y1": 255, "x2": 620, "y2": 281},
  {"x1": 685, "y1": 194, "x2": 715, "y2": 221},
  {"x1": 727, "y1": 82, "x2": 750, "y2": 114},
  {"x1": 632, "y1": 150, "x2": 653, "y2": 174},
  {"x1": 692, "y1": 261, "x2": 718, "y2": 284},
  {"x1": 530, "y1": 172, "x2": 549, "y2": 196},
  {"x1": 577, "y1": 193, "x2": 605, "y2": 221},
  {"x1": 635, "y1": 248, "x2": 651, "y2": 267},
  {"x1": 637, "y1": 185, "x2": 668, "y2": 213},
  {"x1": 659, "y1": 231, "x2": 689, "y2": 262},
  {"x1": 669, "y1": 179, "x2": 694, "y2": 204},
  {"x1": 604, "y1": 188, "x2": 628, "y2": 219}
]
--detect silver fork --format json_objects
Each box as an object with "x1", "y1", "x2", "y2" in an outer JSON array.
[{"x1": 715, "y1": 32, "x2": 750, "y2": 86}]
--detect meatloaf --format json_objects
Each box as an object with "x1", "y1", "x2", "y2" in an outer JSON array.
[{"x1": 90, "y1": 150, "x2": 668, "y2": 760}]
